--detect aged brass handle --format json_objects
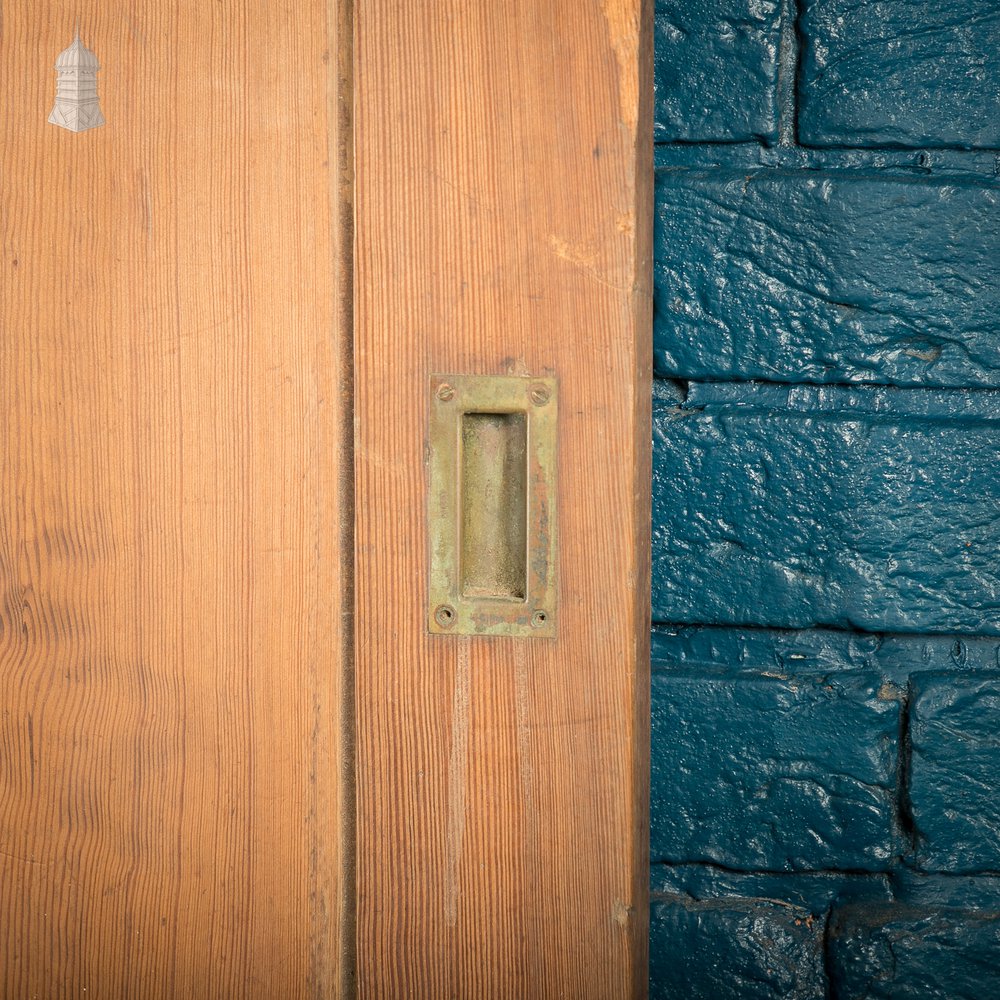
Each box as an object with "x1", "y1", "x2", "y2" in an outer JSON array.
[{"x1": 428, "y1": 374, "x2": 557, "y2": 638}]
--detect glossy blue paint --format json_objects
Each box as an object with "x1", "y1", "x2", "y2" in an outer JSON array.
[
  {"x1": 648, "y1": 628, "x2": 1000, "y2": 995},
  {"x1": 651, "y1": 385, "x2": 1000, "y2": 634},
  {"x1": 653, "y1": 166, "x2": 1000, "y2": 387},
  {"x1": 799, "y1": 0, "x2": 1000, "y2": 149},
  {"x1": 650, "y1": 894, "x2": 824, "y2": 1000},
  {"x1": 651, "y1": 865, "x2": 892, "y2": 913},
  {"x1": 650, "y1": 863, "x2": 1000, "y2": 999},
  {"x1": 828, "y1": 903, "x2": 1000, "y2": 1000},
  {"x1": 651, "y1": 627, "x2": 1000, "y2": 680},
  {"x1": 654, "y1": 0, "x2": 781, "y2": 144},
  {"x1": 909, "y1": 673, "x2": 1000, "y2": 873},
  {"x1": 651, "y1": 0, "x2": 1000, "y2": 993},
  {"x1": 651, "y1": 670, "x2": 902, "y2": 870}
]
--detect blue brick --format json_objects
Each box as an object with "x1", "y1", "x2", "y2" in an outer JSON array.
[
  {"x1": 651, "y1": 671, "x2": 901, "y2": 871},
  {"x1": 654, "y1": 169, "x2": 1000, "y2": 387},
  {"x1": 874, "y1": 635, "x2": 1000, "y2": 680},
  {"x1": 799, "y1": 0, "x2": 1000, "y2": 149},
  {"x1": 889, "y1": 870, "x2": 1000, "y2": 911},
  {"x1": 909, "y1": 673, "x2": 1000, "y2": 873},
  {"x1": 654, "y1": 0, "x2": 780, "y2": 143},
  {"x1": 652, "y1": 865, "x2": 892, "y2": 913},
  {"x1": 651, "y1": 627, "x2": 1000, "y2": 682},
  {"x1": 650, "y1": 894, "x2": 825, "y2": 1000},
  {"x1": 828, "y1": 902, "x2": 1000, "y2": 1000},
  {"x1": 652, "y1": 385, "x2": 1000, "y2": 633},
  {"x1": 654, "y1": 143, "x2": 1000, "y2": 180}
]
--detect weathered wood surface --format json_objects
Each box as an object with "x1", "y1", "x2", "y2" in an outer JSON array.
[
  {"x1": 354, "y1": 1, "x2": 653, "y2": 996},
  {"x1": 0, "y1": 3, "x2": 352, "y2": 996}
]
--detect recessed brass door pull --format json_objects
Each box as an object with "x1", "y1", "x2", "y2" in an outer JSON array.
[{"x1": 428, "y1": 374, "x2": 557, "y2": 638}]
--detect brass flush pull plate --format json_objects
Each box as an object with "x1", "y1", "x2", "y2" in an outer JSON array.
[{"x1": 428, "y1": 374, "x2": 557, "y2": 638}]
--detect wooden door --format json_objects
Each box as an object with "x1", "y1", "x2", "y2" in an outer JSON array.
[
  {"x1": 0, "y1": 3, "x2": 352, "y2": 996},
  {"x1": 2, "y1": 2, "x2": 650, "y2": 997},
  {"x1": 354, "y1": 2, "x2": 652, "y2": 997}
]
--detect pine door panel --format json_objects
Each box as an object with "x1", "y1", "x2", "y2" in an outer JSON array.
[
  {"x1": 354, "y1": 2, "x2": 652, "y2": 996},
  {"x1": 0, "y1": 3, "x2": 351, "y2": 996}
]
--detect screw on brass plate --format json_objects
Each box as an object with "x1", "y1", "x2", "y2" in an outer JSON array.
[
  {"x1": 529, "y1": 383, "x2": 550, "y2": 406},
  {"x1": 436, "y1": 383, "x2": 455, "y2": 402},
  {"x1": 531, "y1": 610, "x2": 548, "y2": 628},
  {"x1": 434, "y1": 604, "x2": 457, "y2": 628}
]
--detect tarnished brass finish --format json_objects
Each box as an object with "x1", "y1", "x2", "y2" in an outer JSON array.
[{"x1": 428, "y1": 374, "x2": 557, "y2": 637}]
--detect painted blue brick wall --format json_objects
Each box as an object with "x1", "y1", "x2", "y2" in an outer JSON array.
[
  {"x1": 651, "y1": 1, "x2": 1000, "y2": 996},
  {"x1": 828, "y1": 902, "x2": 1000, "y2": 1000},
  {"x1": 650, "y1": 893, "x2": 825, "y2": 999},
  {"x1": 654, "y1": 1, "x2": 781, "y2": 144},
  {"x1": 799, "y1": 0, "x2": 1000, "y2": 149},
  {"x1": 653, "y1": 167, "x2": 1000, "y2": 387},
  {"x1": 649, "y1": 631, "x2": 1000, "y2": 998},
  {"x1": 909, "y1": 673, "x2": 1000, "y2": 873},
  {"x1": 651, "y1": 384, "x2": 1000, "y2": 633},
  {"x1": 651, "y1": 669, "x2": 902, "y2": 871}
]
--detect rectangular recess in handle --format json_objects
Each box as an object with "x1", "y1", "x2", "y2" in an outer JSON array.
[
  {"x1": 460, "y1": 411, "x2": 528, "y2": 601},
  {"x1": 428, "y1": 374, "x2": 557, "y2": 638}
]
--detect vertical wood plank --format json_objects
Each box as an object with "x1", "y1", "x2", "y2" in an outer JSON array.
[
  {"x1": 0, "y1": 2, "x2": 352, "y2": 996},
  {"x1": 354, "y1": 2, "x2": 652, "y2": 996}
]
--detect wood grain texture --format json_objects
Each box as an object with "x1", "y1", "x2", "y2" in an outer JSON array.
[
  {"x1": 354, "y1": 2, "x2": 653, "y2": 996},
  {"x1": 0, "y1": 2, "x2": 352, "y2": 996}
]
